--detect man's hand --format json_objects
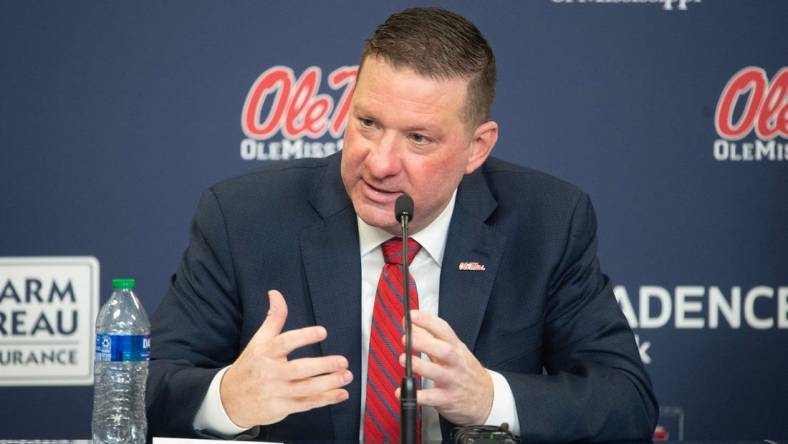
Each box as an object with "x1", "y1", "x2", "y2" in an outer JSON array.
[
  {"x1": 220, "y1": 290, "x2": 352, "y2": 428},
  {"x1": 398, "y1": 310, "x2": 493, "y2": 426}
]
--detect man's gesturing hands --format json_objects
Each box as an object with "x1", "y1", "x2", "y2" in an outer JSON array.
[
  {"x1": 218, "y1": 291, "x2": 491, "y2": 429},
  {"x1": 398, "y1": 310, "x2": 494, "y2": 426},
  {"x1": 220, "y1": 290, "x2": 352, "y2": 429}
]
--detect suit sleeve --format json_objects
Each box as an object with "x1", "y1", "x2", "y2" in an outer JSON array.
[
  {"x1": 145, "y1": 188, "x2": 261, "y2": 440},
  {"x1": 498, "y1": 193, "x2": 658, "y2": 443}
]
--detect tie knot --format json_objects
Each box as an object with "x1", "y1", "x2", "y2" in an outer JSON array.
[{"x1": 381, "y1": 238, "x2": 421, "y2": 265}]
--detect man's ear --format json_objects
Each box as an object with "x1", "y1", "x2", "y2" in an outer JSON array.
[{"x1": 464, "y1": 121, "x2": 499, "y2": 174}]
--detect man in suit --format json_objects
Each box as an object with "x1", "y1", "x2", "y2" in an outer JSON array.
[{"x1": 147, "y1": 7, "x2": 658, "y2": 443}]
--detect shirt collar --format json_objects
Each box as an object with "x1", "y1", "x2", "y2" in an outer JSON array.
[{"x1": 357, "y1": 190, "x2": 457, "y2": 267}]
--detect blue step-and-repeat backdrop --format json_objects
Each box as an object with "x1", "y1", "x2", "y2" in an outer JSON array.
[{"x1": 1, "y1": 0, "x2": 786, "y2": 440}]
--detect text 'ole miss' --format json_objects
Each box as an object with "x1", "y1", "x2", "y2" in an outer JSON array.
[
  {"x1": 241, "y1": 66, "x2": 358, "y2": 140},
  {"x1": 713, "y1": 67, "x2": 787, "y2": 161},
  {"x1": 716, "y1": 67, "x2": 787, "y2": 141}
]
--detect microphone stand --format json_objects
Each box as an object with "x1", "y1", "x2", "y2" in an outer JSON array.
[{"x1": 400, "y1": 212, "x2": 417, "y2": 444}]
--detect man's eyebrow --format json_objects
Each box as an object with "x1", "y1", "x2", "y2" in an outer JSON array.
[
  {"x1": 404, "y1": 126, "x2": 431, "y2": 133},
  {"x1": 351, "y1": 104, "x2": 374, "y2": 117},
  {"x1": 351, "y1": 102, "x2": 442, "y2": 134},
  {"x1": 404, "y1": 124, "x2": 444, "y2": 137}
]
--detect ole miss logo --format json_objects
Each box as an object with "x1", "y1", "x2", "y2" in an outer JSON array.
[
  {"x1": 239, "y1": 65, "x2": 358, "y2": 161},
  {"x1": 713, "y1": 67, "x2": 787, "y2": 161}
]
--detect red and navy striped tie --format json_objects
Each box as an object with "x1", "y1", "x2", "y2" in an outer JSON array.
[{"x1": 364, "y1": 237, "x2": 422, "y2": 444}]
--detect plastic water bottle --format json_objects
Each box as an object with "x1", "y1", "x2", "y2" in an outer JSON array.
[{"x1": 92, "y1": 278, "x2": 150, "y2": 444}]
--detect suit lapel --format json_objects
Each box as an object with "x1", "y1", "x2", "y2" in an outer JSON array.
[
  {"x1": 438, "y1": 167, "x2": 506, "y2": 354},
  {"x1": 438, "y1": 167, "x2": 506, "y2": 440},
  {"x1": 300, "y1": 155, "x2": 362, "y2": 440}
]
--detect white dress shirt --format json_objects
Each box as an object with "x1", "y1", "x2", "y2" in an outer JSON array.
[{"x1": 194, "y1": 191, "x2": 520, "y2": 439}]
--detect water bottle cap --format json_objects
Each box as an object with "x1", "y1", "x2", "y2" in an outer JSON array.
[{"x1": 112, "y1": 278, "x2": 136, "y2": 289}]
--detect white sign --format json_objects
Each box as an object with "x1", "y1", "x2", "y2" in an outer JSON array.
[{"x1": 0, "y1": 257, "x2": 99, "y2": 386}]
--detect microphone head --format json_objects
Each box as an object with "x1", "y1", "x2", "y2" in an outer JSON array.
[{"x1": 395, "y1": 194, "x2": 414, "y2": 223}]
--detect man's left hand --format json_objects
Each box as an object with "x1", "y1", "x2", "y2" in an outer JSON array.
[{"x1": 397, "y1": 309, "x2": 493, "y2": 426}]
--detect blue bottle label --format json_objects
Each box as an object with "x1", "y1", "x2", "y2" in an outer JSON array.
[{"x1": 95, "y1": 334, "x2": 151, "y2": 362}]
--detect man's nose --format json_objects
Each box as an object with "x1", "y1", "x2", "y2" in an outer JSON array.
[{"x1": 365, "y1": 132, "x2": 402, "y2": 179}]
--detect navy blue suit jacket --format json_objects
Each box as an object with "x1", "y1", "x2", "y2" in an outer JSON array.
[{"x1": 147, "y1": 153, "x2": 658, "y2": 443}]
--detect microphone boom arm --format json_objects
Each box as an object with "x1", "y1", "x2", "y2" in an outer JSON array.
[{"x1": 397, "y1": 195, "x2": 418, "y2": 444}]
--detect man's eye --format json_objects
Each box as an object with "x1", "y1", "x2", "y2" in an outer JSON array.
[
  {"x1": 359, "y1": 118, "x2": 375, "y2": 128},
  {"x1": 410, "y1": 133, "x2": 430, "y2": 144}
]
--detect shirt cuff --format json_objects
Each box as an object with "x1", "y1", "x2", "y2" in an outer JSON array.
[
  {"x1": 483, "y1": 369, "x2": 521, "y2": 436},
  {"x1": 193, "y1": 366, "x2": 250, "y2": 437}
]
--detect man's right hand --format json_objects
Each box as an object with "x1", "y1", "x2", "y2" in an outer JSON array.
[{"x1": 220, "y1": 289, "x2": 352, "y2": 429}]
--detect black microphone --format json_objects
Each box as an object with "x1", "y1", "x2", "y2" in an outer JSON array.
[
  {"x1": 395, "y1": 194, "x2": 414, "y2": 223},
  {"x1": 395, "y1": 194, "x2": 417, "y2": 444}
]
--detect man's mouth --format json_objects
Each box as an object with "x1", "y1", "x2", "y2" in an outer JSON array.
[{"x1": 361, "y1": 179, "x2": 401, "y2": 203}]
